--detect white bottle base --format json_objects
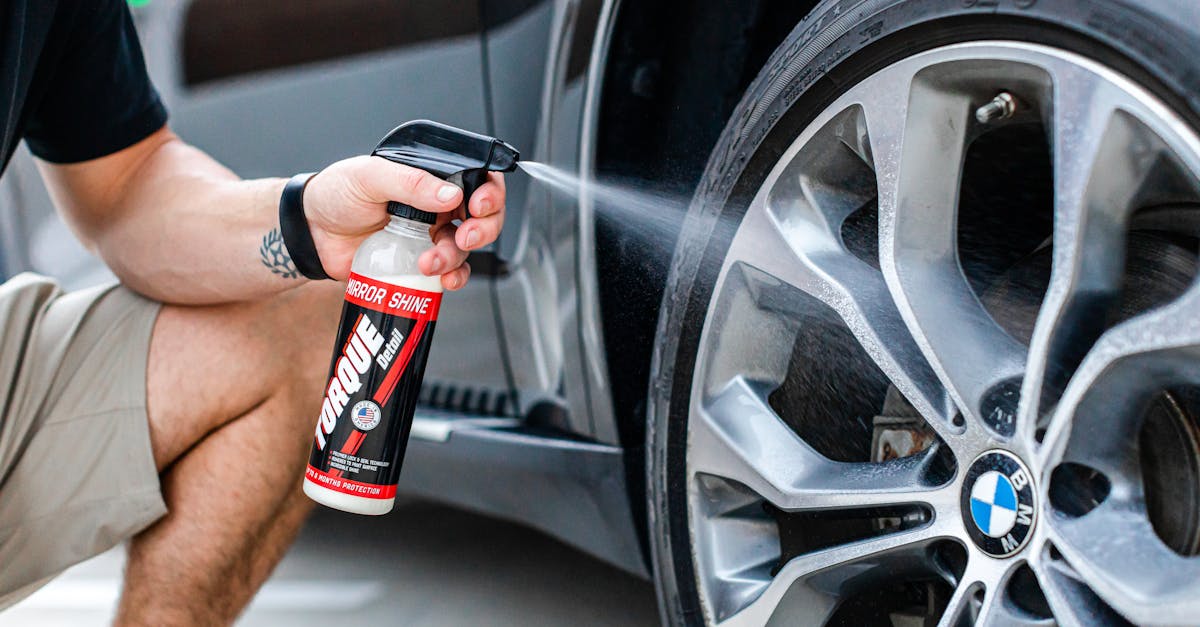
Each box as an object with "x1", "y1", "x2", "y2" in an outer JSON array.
[{"x1": 303, "y1": 479, "x2": 396, "y2": 516}]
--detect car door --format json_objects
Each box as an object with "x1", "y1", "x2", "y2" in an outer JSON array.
[{"x1": 480, "y1": 0, "x2": 615, "y2": 441}]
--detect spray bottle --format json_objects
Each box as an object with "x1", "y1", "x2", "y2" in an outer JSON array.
[{"x1": 304, "y1": 120, "x2": 519, "y2": 515}]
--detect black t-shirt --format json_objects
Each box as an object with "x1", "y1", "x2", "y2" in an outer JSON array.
[{"x1": 0, "y1": 0, "x2": 167, "y2": 171}]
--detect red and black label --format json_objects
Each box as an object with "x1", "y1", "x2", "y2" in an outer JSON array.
[{"x1": 305, "y1": 273, "x2": 441, "y2": 500}]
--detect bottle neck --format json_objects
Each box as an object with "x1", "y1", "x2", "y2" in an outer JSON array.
[{"x1": 384, "y1": 215, "x2": 432, "y2": 239}]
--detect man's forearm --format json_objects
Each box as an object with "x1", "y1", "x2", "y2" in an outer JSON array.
[
  {"x1": 103, "y1": 171, "x2": 297, "y2": 304},
  {"x1": 41, "y1": 125, "x2": 506, "y2": 303},
  {"x1": 42, "y1": 131, "x2": 311, "y2": 305}
]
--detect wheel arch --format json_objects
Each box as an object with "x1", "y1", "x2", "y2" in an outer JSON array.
[{"x1": 588, "y1": 0, "x2": 823, "y2": 569}]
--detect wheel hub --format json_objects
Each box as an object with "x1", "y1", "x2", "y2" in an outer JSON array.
[{"x1": 961, "y1": 450, "x2": 1037, "y2": 557}]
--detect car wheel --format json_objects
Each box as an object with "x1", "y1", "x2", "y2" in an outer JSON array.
[{"x1": 647, "y1": 0, "x2": 1200, "y2": 625}]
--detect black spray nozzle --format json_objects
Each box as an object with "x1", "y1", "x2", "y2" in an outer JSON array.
[{"x1": 372, "y1": 120, "x2": 520, "y2": 224}]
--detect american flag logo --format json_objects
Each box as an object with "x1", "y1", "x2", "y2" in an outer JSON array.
[{"x1": 351, "y1": 401, "x2": 382, "y2": 431}]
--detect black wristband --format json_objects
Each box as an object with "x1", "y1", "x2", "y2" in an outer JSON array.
[{"x1": 278, "y1": 172, "x2": 330, "y2": 280}]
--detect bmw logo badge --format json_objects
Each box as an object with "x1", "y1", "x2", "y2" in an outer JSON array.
[{"x1": 961, "y1": 450, "x2": 1036, "y2": 557}]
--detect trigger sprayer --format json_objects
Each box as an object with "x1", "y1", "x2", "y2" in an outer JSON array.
[{"x1": 304, "y1": 120, "x2": 520, "y2": 515}]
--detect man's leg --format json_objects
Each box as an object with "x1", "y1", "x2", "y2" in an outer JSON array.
[{"x1": 115, "y1": 280, "x2": 345, "y2": 626}]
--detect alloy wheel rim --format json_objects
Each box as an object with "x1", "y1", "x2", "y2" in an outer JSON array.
[{"x1": 685, "y1": 41, "x2": 1200, "y2": 626}]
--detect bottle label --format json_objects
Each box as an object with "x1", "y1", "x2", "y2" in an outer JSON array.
[{"x1": 305, "y1": 273, "x2": 441, "y2": 499}]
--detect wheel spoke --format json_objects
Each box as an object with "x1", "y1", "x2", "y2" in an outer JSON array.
[
  {"x1": 1039, "y1": 284, "x2": 1200, "y2": 470},
  {"x1": 1030, "y1": 551, "x2": 1127, "y2": 627},
  {"x1": 866, "y1": 71, "x2": 1028, "y2": 433},
  {"x1": 690, "y1": 493, "x2": 782, "y2": 626},
  {"x1": 935, "y1": 579, "x2": 982, "y2": 627},
  {"x1": 725, "y1": 158, "x2": 955, "y2": 439},
  {"x1": 975, "y1": 590, "x2": 1053, "y2": 627},
  {"x1": 1019, "y1": 64, "x2": 1178, "y2": 444},
  {"x1": 1044, "y1": 501, "x2": 1200, "y2": 624},
  {"x1": 933, "y1": 559, "x2": 1055, "y2": 627},
  {"x1": 1018, "y1": 56, "x2": 1200, "y2": 626},
  {"x1": 691, "y1": 377, "x2": 954, "y2": 512},
  {"x1": 716, "y1": 523, "x2": 949, "y2": 627},
  {"x1": 1032, "y1": 268, "x2": 1200, "y2": 624}
]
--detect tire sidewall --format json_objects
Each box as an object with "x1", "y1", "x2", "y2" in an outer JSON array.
[{"x1": 645, "y1": 0, "x2": 1200, "y2": 624}]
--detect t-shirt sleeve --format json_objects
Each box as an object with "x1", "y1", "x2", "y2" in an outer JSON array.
[{"x1": 23, "y1": 0, "x2": 168, "y2": 163}]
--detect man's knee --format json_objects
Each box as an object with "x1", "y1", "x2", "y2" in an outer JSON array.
[
  {"x1": 145, "y1": 281, "x2": 344, "y2": 469},
  {"x1": 266, "y1": 281, "x2": 345, "y2": 395},
  {"x1": 273, "y1": 280, "x2": 345, "y2": 357}
]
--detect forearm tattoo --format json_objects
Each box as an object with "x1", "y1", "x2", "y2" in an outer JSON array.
[{"x1": 259, "y1": 228, "x2": 300, "y2": 279}]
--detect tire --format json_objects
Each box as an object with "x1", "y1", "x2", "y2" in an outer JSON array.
[{"x1": 647, "y1": 1, "x2": 1200, "y2": 625}]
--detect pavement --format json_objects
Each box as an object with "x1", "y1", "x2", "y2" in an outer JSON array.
[{"x1": 5, "y1": 500, "x2": 659, "y2": 626}]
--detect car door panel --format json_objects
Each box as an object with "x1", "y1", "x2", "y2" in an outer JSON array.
[{"x1": 483, "y1": 0, "x2": 616, "y2": 441}]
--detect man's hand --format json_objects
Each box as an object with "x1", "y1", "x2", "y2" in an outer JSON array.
[{"x1": 302, "y1": 156, "x2": 507, "y2": 291}]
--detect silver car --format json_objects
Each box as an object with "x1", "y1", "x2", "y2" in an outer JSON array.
[{"x1": 4, "y1": 0, "x2": 1199, "y2": 624}]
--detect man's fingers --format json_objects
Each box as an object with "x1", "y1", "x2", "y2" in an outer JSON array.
[
  {"x1": 453, "y1": 172, "x2": 506, "y2": 251},
  {"x1": 418, "y1": 223, "x2": 469, "y2": 276},
  {"x1": 467, "y1": 173, "x2": 506, "y2": 218},
  {"x1": 441, "y1": 263, "x2": 471, "y2": 291},
  {"x1": 457, "y1": 211, "x2": 503, "y2": 251},
  {"x1": 419, "y1": 223, "x2": 473, "y2": 289},
  {"x1": 353, "y1": 156, "x2": 463, "y2": 213},
  {"x1": 342, "y1": 158, "x2": 505, "y2": 256}
]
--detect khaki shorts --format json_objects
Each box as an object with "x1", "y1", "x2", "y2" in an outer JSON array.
[{"x1": 0, "y1": 273, "x2": 165, "y2": 608}]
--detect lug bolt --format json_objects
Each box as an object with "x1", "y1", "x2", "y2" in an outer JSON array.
[{"x1": 975, "y1": 92, "x2": 1018, "y2": 124}]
